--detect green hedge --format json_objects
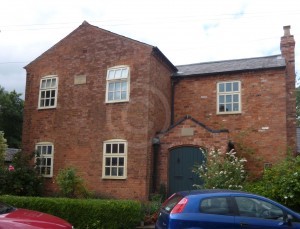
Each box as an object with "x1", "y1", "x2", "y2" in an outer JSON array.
[
  {"x1": 0, "y1": 195, "x2": 142, "y2": 229},
  {"x1": 244, "y1": 156, "x2": 300, "y2": 211}
]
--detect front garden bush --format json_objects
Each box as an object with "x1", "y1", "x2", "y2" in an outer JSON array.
[
  {"x1": 141, "y1": 194, "x2": 163, "y2": 225},
  {"x1": 245, "y1": 155, "x2": 300, "y2": 209},
  {"x1": 193, "y1": 148, "x2": 247, "y2": 190},
  {"x1": 56, "y1": 167, "x2": 91, "y2": 198},
  {"x1": 0, "y1": 195, "x2": 142, "y2": 228},
  {"x1": 0, "y1": 151, "x2": 43, "y2": 196}
]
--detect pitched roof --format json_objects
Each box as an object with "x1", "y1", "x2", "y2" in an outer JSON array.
[
  {"x1": 25, "y1": 21, "x2": 177, "y2": 72},
  {"x1": 174, "y1": 55, "x2": 286, "y2": 77}
]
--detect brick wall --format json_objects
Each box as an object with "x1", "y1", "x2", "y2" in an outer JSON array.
[
  {"x1": 23, "y1": 22, "x2": 172, "y2": 200},
  {"x1": 157, "y1": 118, "x2": 229, "y2": 189},
  {"x1": 157, "y1": 68, "x2": 288, "y2": 184}
]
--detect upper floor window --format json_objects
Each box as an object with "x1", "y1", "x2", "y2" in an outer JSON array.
[
  {"x1": 217, "y1": 81, "x2": 241, "y2": 114},
  {"x1": 102, "y1": 139, "x2": 127, "y2": 179},
  {"x1": 38, "y1": 76, "x2": 58, "y2": 109},
  {"x1": 106, "y1": 66, "x2": 130, "y2": 103},
  {"x1": 35, "y1": 142, "x2": 54, "y2": 177}
]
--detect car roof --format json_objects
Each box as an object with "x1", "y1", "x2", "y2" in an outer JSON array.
[{"x1": 177, "y1": 189, "x2": 249, "y2": 197}]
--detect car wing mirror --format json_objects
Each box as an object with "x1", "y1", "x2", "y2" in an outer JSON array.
[{"x1": 279, "y1": 214, "x2": 292, "y2": 226}]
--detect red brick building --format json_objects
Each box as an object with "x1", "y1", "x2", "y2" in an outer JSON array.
[{"x1": 22, "y1": 22, "x2": 296, "y2": 200}]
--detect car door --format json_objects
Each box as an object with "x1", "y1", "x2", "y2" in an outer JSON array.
[
  {"x1": 234, "y1": 196, "x2": 300, "y2": 229},
  {"x1": 195, "y1": 196, "x2": 239, "y2": 229}
]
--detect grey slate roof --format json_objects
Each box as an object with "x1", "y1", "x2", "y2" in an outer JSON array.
[
  {"x1": 174, "y1": 55, "x2": 286, "y2": 77},
  {"x1": 5, "y1": 148, "x2": 20, "y2": 162}
]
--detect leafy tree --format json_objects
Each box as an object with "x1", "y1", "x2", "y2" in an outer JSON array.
[
  {"x1": 0, "y1": 86, "x2": 24, "y2": 148},
  {"x1": 0, "y1": 131, "x2": 7, "y2": 164}
]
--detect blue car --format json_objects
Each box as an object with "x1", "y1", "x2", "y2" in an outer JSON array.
[{"x1": 155, "y1": 190, "x2": 300, "y2": 229}]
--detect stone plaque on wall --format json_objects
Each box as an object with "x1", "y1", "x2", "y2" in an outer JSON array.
[
  {"x1": 181, "y1": 128, "x2": 194, "y2": 136},
  {"x1": 74, "y1": 75, "x2": 86, "y2": 85}
]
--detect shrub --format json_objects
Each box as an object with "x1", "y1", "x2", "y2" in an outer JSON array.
[
  {"x1": 0, "y1": 151, "x2": 43, "y2": 196},
  {"x1": 141, "y1": 194, "x2": 163, "y2": 225},
  {"x1": 56, "y1": 167, "x2": 90, "y2": 198},
  {"x1": 0, "y1": 195, "x2": 142, "y2": 229},
  {"x1": 193, "y1": 148, "x2": 247, "y2": 190},
  {"x1": 245, "y1": 155, "x2": 300, "y2": 208}
]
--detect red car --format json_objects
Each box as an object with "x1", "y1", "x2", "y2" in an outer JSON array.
[{"x1": 0, "y1": 202, "x2": 73, "y2": 229}]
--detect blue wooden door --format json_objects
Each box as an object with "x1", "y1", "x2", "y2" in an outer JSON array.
[{"x1": 168, "y1": 146, "x2": 205, "y2": 196}]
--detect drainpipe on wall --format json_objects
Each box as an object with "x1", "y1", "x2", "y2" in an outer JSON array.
[
  {"x1": 152, "y1": 137, "x2": 160, "y2": 193},
  {"x1": 171, "y1": 78, "x2": 180, "y2": 125}
]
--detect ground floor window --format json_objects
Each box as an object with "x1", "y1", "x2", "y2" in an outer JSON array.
[
  {"x1": 102, "y1": 139, "x2": 127, "y2": 179},
  {"x1": 35, "y1": 142, "x2": 54, "y2": 177}
]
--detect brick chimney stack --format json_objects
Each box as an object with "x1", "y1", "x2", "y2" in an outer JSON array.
[
  {"x1": 281, "y1": 25, "x2": 295, "y2": 63},
  {"x1": 280, "y1": 25, "x2": 297, "y2": 154}
]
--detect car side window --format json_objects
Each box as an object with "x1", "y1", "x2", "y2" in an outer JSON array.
[
  {"x1": 200, "y1": 197, "x2": 230, "y2": 215},
  {"x1": 235, "y1": 197, "x2": 284, "y2": 220}
]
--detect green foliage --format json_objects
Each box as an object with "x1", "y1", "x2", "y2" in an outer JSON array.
[
  {"x1": 193, "y1": 149, "x2": 247, "y2": 190},
  {"x1": 245, "y1": 156, "x2": 300, "y2": 208},
  {"x1": 141, "y1": 194, "x2": 162, "y2": 225},
  {"x1": 0, "y1": 195, "x2": 142, "y2": 229},
  {"x1": 0, "y1": 131, "x2": 7, "y2": 163},
  {"x1": 143, "y1": 194, "x2": 163, "y2": 215},
  {"x1": 0, "y1": 86, "x2": 24, "y2": 148},
  {"x1": 158, "y1": 183, "x2": 167, "y2": 201},
  {"x1": 0, "y1": 151, "x2": 43, "y2": 196},
  {"x1": 56, "y1": 167, "x2": 90, "y2": 198}
]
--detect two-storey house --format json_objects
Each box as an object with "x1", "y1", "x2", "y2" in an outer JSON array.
[{"x1": 22, "y1": 22, "x2": 296, "y2": 200}]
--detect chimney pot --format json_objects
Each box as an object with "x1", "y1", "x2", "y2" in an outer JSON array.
[{"x1": 283, "y1": 25, "x2": 291, "y2": 36}]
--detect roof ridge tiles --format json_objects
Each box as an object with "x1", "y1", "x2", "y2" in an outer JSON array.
[{"x1": 175, "y1": 54, "x2": 283, "y2": 68}]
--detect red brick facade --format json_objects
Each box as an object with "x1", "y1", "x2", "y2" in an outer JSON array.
[
  {"x1": 22, "y1": 22, "x2": 296, "y2": 200},
  {"x1": 159, "y1": 69, "x2": 288, "y2": 180}
]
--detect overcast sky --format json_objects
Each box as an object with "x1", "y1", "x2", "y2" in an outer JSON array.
[{"x1": 1, "y1": 0, "x2": 299, "y2": 98}]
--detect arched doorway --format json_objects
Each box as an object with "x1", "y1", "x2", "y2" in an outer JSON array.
[{"x1": 168, "y1": 146, "x2": 205, "y2": 196}]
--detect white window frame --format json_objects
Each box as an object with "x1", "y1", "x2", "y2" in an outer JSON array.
[
  {"x1": 102, "y1": 139, "x2": 127, "y2": 179},
  {"x1": 217, "y1": 81, "x2": 241, "y2": 114},
  {"x1": 35, "y1": 142, "x2": 54, "y2": 178},
  {"x1": 38, "y1": 75, "x2": 58, "y2": 109},
  {"x1": 105, "y1": 66, "x2": 130, "y2": 103}
]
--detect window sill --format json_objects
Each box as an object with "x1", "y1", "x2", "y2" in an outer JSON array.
[
  {"x1": 105, "y1": 100, "x2": 129, "y2": 104},
  {"x1": 102, "y1": 176, "x2": 127, "y2": 180},
  {"x1": 217, "y1": 111, "x2": 242, "y2": 115},
  {"x1": 38, "y1": 106, "x2": 57, "y2": 110}
]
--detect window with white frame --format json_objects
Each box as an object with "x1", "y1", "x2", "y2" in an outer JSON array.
[
  {"x1": 106, "y1": 66, "x2": 129, "y2": 103},
  {"x1": 217, "y1": 81, "x2": 241, "y2": 114},
  {"x1": 38, "y1": 76, "x2": 58, "y2": 109},
  {"x1": 102, "y1": 140, "x2": 127, "y2": 179},
  {"x1": 35, "y1": 142, "x2": 54, "y2": 177}
]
